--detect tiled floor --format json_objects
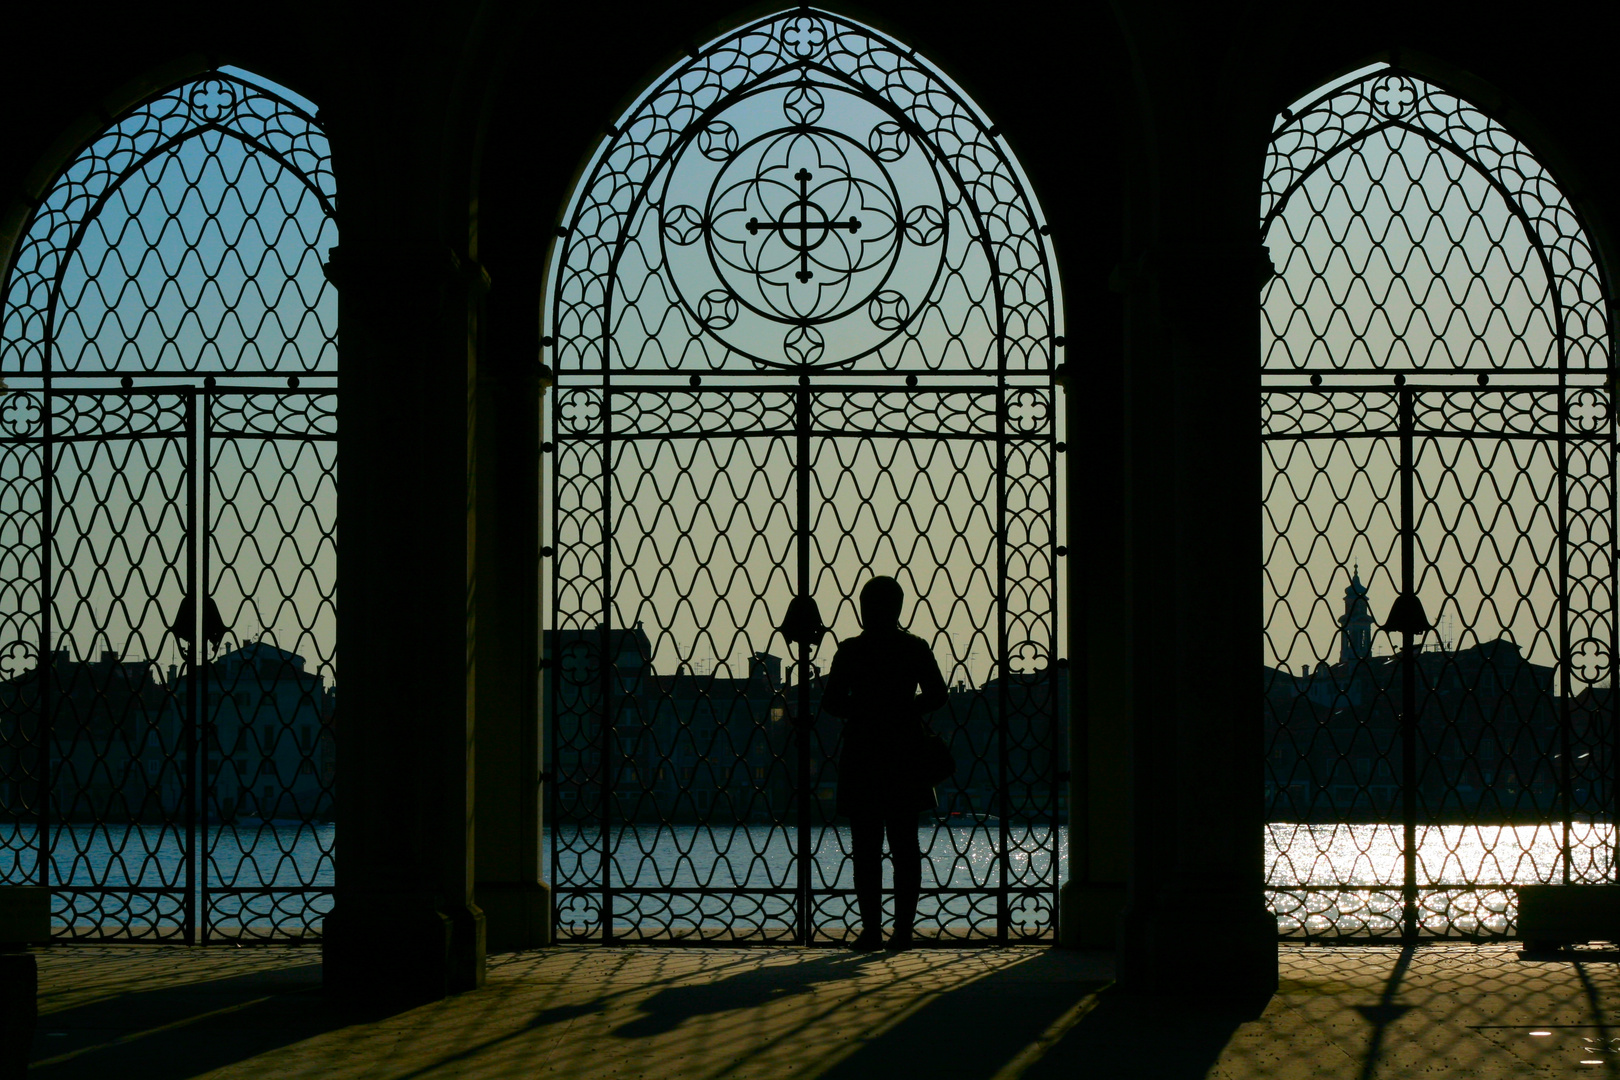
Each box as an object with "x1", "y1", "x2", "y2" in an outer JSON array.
[{"x1": 25, "y1": 943, "x2": 1620, "y2": 1078}]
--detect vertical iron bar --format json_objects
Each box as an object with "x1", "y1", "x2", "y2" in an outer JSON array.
[
  {"x1": 795, "y1": 382, "x2": 812, "y2": 946},
  {"x1": 1049, "y1": 410, "x2": 1061, "y2": 936},
  {"x1": 199, "y1": 385, "x2": 213, "y2": 942},
  {"x1": 996, "y1": 379, "x2": 1010, "y2": 944},
  {"x1": 1611, "y1": 362, "x2": 1619, "y2": 884},
  {"x1": 184, "y1": 388, "x2": 199, "y2": 945},
  {"x1": 549, "y1": 424, "x2": 560, "y2": 941},
  {"x1": 600, "y1": 386, "x2": 614, "y2": 943},
  {"x1": 1558, "y1": 373, "x2": 1572, "y2": 885},
  {"x1": 1399, "y1": 384, "x2": 1417, "y2": 943},
  {"x1": 38, "y1": 387, "x2": 53, "y2": 902}
]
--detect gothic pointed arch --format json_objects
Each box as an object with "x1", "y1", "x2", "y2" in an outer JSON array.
[
  {"x1": 542, "y1": 9, "x2": 1066, "y2": 945},
  {"x1": 549, "y1": 9, "x2": 1058, "y2": 376},
  {"x1": 0, "y1": 67, "x2": 337, "y2": 941},
  {"x1": 1260, "y1": 66, "x2": 1614, "y2": 940}
]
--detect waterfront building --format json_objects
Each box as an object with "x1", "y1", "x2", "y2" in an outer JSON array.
[
  {"x1": 542, "y1": 625, "x2": 1066, "y2": 824},
  {"x1": 1263, "y1": 574, "x2": 1592, "y2": 822},
  {"x1": 164, "y1": 642, "x2": 336, "y2": 821},
  {"x1": 0, "y1": 648, "x2": 170, "y2": 821}
]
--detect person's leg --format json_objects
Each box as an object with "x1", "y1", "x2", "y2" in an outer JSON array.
[
  {"x1": 885, "y1": 810, "x2": 922, "y2": 950},
  {"x1": 849, "y1": 814, "x2": 884, "y2": 949}
]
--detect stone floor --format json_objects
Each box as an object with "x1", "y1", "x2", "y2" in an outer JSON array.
[{"x1": 22, "y1": 942, "x2": 1620, "y2": 1078}]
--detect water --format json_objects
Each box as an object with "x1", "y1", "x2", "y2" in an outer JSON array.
[
  {"x1": 1, "y1": 821, "x2": 1608, "y2": 937},
  {"x1": 550, "y1": 821, "x2": 1066, "y2": 890},
  {"x1": 1268, "y1": 822, "x2": 1618, "y2": 936},
  {"x1": 550, "y1": 822, "x2": 1067, "y2": 939},
  {"x1": 0, "y1": 823, "x2": 334, "y2": 938}
]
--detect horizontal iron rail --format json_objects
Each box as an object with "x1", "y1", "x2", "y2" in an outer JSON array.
[
  {"x1": 50, "y1": 887, "x2": 189, "y2": 894},
  {"x1": 1261, "y1": 432, "x2": 1609, "y2": 442},
  {"x1": 554, "y1": 370, "x2": 1061, "y2": 379},
  {"x1": 554, "y1": 887, "x2": 1043, "y2": 896},
  {"x1": 557, "y1": 431, "x2": 1054, "y2": 442},
  {"x1": 15, "y1": 372, "x2": 339, "y2": 380},
  {"x1": 1267, "y1": 884, "x2": 1539, "y2": 891}
]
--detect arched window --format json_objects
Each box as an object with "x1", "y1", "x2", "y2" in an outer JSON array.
[
  {"x1": 1260, "y1": 67, "x2": 1613, "y2": 939},
  {"x1": 0, "y1": 69, "x2": 336, "y2": 941},
  {"x1": 545, "y1": 10, "x2": 1064, "y2": 944}
]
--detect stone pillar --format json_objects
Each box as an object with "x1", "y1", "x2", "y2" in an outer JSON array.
[
  {"x1": 1059, "y1": 179, "x2": 1131, "y2": 951},
  {"x1": 313, "y1": 2, "x2": 497, "y2": 1000},
  {"x1": 470, "y1": 254, "x2": 551, "y2": 951},
  {"x1": 1114, "y1": 241, "x2": 1276, "y2": 1002},
  {"x1": 319, "y1": 236, "x2": 485, "y2": 1001},
  {"x1": 1106, "y1": 1, "x2": 1277, "y2": 1005},
  {"x1": 1060, "y1": 335, "x2": 1132, "y2": 946}
]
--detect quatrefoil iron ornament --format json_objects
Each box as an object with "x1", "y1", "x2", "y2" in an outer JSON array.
[
  {"x1": 188, "y1": 77, "x2": 237, "y2": 122},
  {"x1": 656, "y1": 74, "x2": 951, "y2": 369}
]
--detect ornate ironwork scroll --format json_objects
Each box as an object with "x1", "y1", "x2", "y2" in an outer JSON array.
[
  {"x1": 547, "y1": 10, "x2": 1064, "y2": 944},
  {"x1": 551, "y1": 10, "x2": 1054, "y2": 377},
  {"x1": 1261, "y1": 68, "x2": 1615, "y2": 939},
  {"x1": 0, "y1": 71, "x2": 336, "y2": 941}
]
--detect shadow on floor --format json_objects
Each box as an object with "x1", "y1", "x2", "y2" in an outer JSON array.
[
  {"x1": 29, "y1": 960, "x2": 395, "y2": 1080},
  {"x1": 26, "y1": 949, "x2": 1259, "y2": 1080},
  {"x1": 611, "y1": 951, "x2": 883, "y2": 1037},
  {"x1": 814, "y1": 953, "x2": 1248, "y2": 1080}
]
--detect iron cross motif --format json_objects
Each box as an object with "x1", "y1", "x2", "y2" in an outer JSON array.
[{"x1": 746, "y1": 168, "x2": 862, "y2": 283}]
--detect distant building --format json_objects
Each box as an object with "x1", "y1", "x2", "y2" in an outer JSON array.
[
  {"x1": 166, "y1": 641, "x2": 335, "y2": 821},
  {"x1": 0, "y1": 649, "x2": 170, "y2": 821},
  {"x1": 1264, "y1": 573, "x2": 1601, "y2": 822},
  {"x1": 1338, "y1": 569, "x2": 1374, "y2": 666},
  {"x1": 961, "y1": 665, "x2": 1068, "y2": 820},
  {"x1": 0, "y1": 642, "x2": 335, "y2": 823},
  {"x1": 544, "y1": 623, "x2": 1068, "y2": 824}
]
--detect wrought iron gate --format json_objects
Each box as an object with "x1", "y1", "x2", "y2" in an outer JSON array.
[
  {"x1": 546, "y1": 10, "x2": 1065, "y2": 944},
  {"x1": 1261, "y1": 68, "x2": 1616, "y2": 939},
  {"x1": 0, "y1": 71, "x2": 337, "y2": 940}
]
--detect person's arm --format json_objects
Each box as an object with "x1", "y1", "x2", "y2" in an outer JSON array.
[
  {"x1": 821, "y1": 644, "x2": 853, "y2": 719},
  {"x1": 914, "y1": 639, "x2": 948, "y2": 715}
]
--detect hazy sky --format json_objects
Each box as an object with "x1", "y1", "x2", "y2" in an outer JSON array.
[
  {"x1": 0, "y1": 66, "x2": 337, "y2": 685},
  {"x1": 1261, "y1": 65, "x2": 1611, "y2": 686},
  {"x1": 545, "y1": 19, "x2": 1065, "y2": 691},
  {"x1": 4, "y1": 51, "x2": 1609, "y2": 705}
]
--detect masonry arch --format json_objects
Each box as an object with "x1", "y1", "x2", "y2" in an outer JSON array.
[
  {"x1": 0, "y1": 66, "x2": 338, "y2": 941},
  {"x1": 541, "y1": 7, "x2": 1068, "y2": 944},
  {"x1": 1259, "y1": 65, "x2": 1615, "y2": 939}
]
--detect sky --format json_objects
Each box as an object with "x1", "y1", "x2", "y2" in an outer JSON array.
[
  {"x1": 0, "y1": 45, "x2": 1611, "y2": 706},
  {"x1": 1261, "y1": 65, "x2": 1612, "y2": 687},
  {"x1": 543, "y1": 15, "x2": 1066, "y2": 692},
  {"x1": 0, "y1": 67, "x2": 337, "y2": 686}
]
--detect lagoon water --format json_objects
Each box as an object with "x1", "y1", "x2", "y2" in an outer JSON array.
[
  {"x1": 0, "y1": 821, "x2": 1608, "y2": 936},
  {"x1": 1266, "y1": 821, "x2": 1617, "y2": 936}
]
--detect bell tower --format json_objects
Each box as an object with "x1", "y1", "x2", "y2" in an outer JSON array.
[{"x1": 1338, "y1": 567, "x2": 1374, "y2": 665}]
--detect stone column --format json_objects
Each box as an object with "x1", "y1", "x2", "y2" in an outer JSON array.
[
  {"x1": 470, "y1": 253, "x2": 551, "y2": 951},
  {"x1": 1115, "y1": 241, "x2": 1276, "y2": 1002},
  {"x1": 319, "y1": 235, "x2": 486, "y2": 1000},
  {"x1": 1107, "y1": 0, "x2": 1277, "y2": 1004},
  {"x1": 313, "y1": 0, "x2": 499, "y2": 999},
  {"x1": 1060, "y1": 319, "x2": 1133, "y2": 947}
]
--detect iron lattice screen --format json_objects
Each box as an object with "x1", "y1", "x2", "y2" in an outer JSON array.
[
  {"x1": 1261, "y1": 68, "x2": 1616, "y2": 939},
  {"x1": 545, "y1": 9, "x2": 1065, "y2": 944},
  {"x1": 0, "y1": 71, "x2": 337, "y2": 941}
]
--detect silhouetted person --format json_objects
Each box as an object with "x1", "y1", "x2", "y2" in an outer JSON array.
[{"x1": 821, "y1": 576, "x2": 948, "y2": 951}]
